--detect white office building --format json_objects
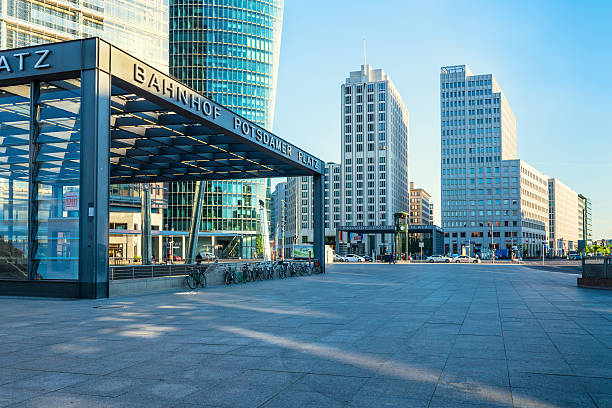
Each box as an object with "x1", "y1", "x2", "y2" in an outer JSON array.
[
  {"x1": 324, "y1": 163, "x2": 342, "y2": 233},
  {"x1": 548, "y1": 178, "x2": 579, "y2": 256},
  {"x1": 285, "y1": 163, "x2": 341, "y2": 254},
  {"x1": 440, "y1": 65, "x2": 548, "y2": 257},
  {"x1": 270, "y1": 182, "x2": 287, "y2": 257},
  {"x1": 340, "y1": 64, "x2": 410, "y2": 255}
]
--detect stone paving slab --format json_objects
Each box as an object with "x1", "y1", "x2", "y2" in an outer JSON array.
[{"x1": 0, "y1": 263, "x2": 611, "y2": 407}]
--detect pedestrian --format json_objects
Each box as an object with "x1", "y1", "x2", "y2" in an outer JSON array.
[{"x1": 195, "y1": 253, "x2": 202, "y2": 265}]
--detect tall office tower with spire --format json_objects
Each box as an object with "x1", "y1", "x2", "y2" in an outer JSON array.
[
  {"x1": 168, "y1": 0, "x2": 284, "y2": 258},
  {"x1": 340, "y1": 65, "x2": 410, "y2": 255},
  {"x1": 440, "y1": 65, "x2": 548, "y2": 257}
]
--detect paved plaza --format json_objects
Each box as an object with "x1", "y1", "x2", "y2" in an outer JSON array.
[{"x1": 1, "y1": 263, "x2": 611, "y2": 407}]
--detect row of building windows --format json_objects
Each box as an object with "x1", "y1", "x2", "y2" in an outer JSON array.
[
  {"x1": 345, "y1": 82, "x2": 386, "y2": 94},
  {"x1": 441, "y1": 79, "x2": 492, "y2": 89}
]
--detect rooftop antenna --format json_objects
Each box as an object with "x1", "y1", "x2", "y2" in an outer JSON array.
[{"x1": 363, "y1": 39, "x2": 367, "y2": 66}]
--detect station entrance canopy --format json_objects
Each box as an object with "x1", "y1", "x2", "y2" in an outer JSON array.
[{"x1": 0, "y1": 38, "x2": 324, "y2": 298}]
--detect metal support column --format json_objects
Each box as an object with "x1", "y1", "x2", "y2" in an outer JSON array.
[
  {"x1": 186, "y1": 180, "x2": 205, "y2": 263},
  {"x1": 313, "y1": 174, "x2": 325, "y2": 272},
  {"x1": 79, "y1": 68, "x2": 110, "y2": 299},
  {"x1": 27, "y1": 81, "x2": 41, "y2": 280},
  {"x1": 141, "y1": 183, "x2": 152, "y2": 265}
]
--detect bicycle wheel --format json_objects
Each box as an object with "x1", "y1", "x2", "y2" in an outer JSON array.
[
  {"x1": 186, "y1": 274, "x2": 197, "y2": 289},
  {"x1": 199, "y1": 272, "x2": 207, "y2": 288}
]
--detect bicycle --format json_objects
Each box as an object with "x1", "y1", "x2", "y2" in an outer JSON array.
[
  {"x1": 263, "y1": 262, "x2": 274, "y2": 280},
  {"x1": 275, "y1": 261, "x2": 287, "y2": 279},
  {"x1": 242, "y1": 263, "x2": 253, "y2": 283},
  {"x1": 224, "y1": 265, "x2": 237, "y2": 285},
  {"x1": 254, "y1": 263, "x2": 265, "y2": 281},
  {"x1": 289, "y1": 262, "x2": 299, "y2": 278},
  {"x1": 186, "y1": 265, "x2": 207, "y2": 289}
]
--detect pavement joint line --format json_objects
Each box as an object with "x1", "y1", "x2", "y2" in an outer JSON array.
[
  {"x1": 513, "y1": 280, "x2": 602, "y2": 408},
  {"x1": 520, "y1": 372, "x2": 612, "y2": 380},
  {"x1": 496, "y1": 282, "x2": 515, "y2": 407},
  {"x1": 426, "y1": 283, "x2": 477, "y2": 408},
  {"x1": 244, "y1": 368, "x2": 371, "y2": 379},
  {"x1": 255, "y1": 372, "x2": 308, "y2": 408}
]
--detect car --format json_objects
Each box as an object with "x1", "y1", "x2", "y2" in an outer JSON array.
[
  {"x1": 454, "y1": 255, "x2": 480, "y2": 263},
  {"x1": 197, "y1": 252, "x2": 216, "y2": 261},
  {"x1": 363, "y1": 255, "x2": 373, "y2": 262},
  {"x1": 333, "y1": 254, "x2": 344, "y2": 262},
  {"x1": 568, "y1": 252, "x2": 582, "y2": 260},
  {"x1": 381, "y1": 254, "x2": 395, "y2": 262},
  {"x1": 164, "y1": 255, "x2": 182, "y2": 262},
  {"x1": 344, "y1": 254, "x2": 365, "y2": 262},
  {"x1": 426, "y1": 255, "x2": 451, "y2": 263}
]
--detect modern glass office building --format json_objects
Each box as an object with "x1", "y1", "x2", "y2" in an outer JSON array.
[
  {"x1": 0, "y1": 0, "x2": 169, "y2": 71},
  {"x1": 168, "y1": 0, "x2": 284, "y2": 258}
]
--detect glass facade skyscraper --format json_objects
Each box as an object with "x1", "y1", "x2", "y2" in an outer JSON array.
[
  {"x1": 0, "y1": 0, "x2": 169, "y2": 71},
  {"x1": 0, "y1": 0, "x2": 170, "y2": 277},
  {"x1": 168, "y1": 0, "x2": 284, "y2": 258}
]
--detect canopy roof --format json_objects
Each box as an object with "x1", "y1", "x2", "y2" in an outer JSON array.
[{"x1": 0, "y1": 38, "x2": 323, "y2": 184}]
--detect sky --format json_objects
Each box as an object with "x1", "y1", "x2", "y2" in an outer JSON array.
[{"x1": 272, "y1": 0, "x2": 612, "y2": 239}]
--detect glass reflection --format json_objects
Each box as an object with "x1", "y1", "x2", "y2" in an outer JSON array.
[
  {"x1": 0, "y1": 85, "x2": 30, "y2": 280},
  {"x1": 33, "y1": 80, "x2": 81, "y2": 280}
]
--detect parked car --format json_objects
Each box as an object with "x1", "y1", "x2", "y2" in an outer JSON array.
[
  {"x1": 454, "y1": 255, "x2": 480, "y2": 263},
  {"x1": 426, "y1": 255, "x2": 451, "y2": 263},
  {"x1": 363, "y1": 255, "x2": 373, "y2": 262},
  {"x1": 568, "y1": 252, "x2": 582, "y2": 260},
  {"x1": 344, "y1": 254, "x2": 365, "y2": 262},
  {"x1": 333, "y1": 254, "x2": 344, "y2": 262},
  {"x1": 197, "y1": 252, "x2": 216, "y2": 261},
  {"x1": 381, "y1": 254, "x2": 394, "y2": 262}
]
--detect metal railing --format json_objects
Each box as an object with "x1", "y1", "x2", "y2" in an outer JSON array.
[
  {"x1": 109, "y1": 259, "x2": 321, "y2": 280},
  {"x1": 110, "y1": 263, "x2": 215, "y2": 280}
]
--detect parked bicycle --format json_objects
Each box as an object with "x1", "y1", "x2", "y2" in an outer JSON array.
[
  {"x1": 275, "y1": 261, "x2": 287, "y2": 279},
  {"x1": 224, "y1": 265, "x2": 237, "y2": 285},
  {"x1": 185, "y1": 265, "x2": 207, "y2": 289},
  {"x1": 263, "y1": 262, "x2": 274, "y2": 280},
  {"x1": 242, "y1": 263, "x2": 253, "y2": 283}
]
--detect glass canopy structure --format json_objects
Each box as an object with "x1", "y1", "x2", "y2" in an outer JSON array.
[{"x1": 0, "y1": 38, "x2": 324, "y2": 298}]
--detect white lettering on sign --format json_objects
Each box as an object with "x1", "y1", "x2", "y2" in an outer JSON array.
[
  {"x1": 0, "y1": 49, "x2": 51, "y2": 73},
  {"x1": 133, "y1": 63, "x2": 318, "y2": 171},
  {"x1": 134, "y1": 63, "x2": 221, "y2": 120}
]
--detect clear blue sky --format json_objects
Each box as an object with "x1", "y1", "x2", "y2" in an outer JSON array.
[{"x1": 272, "y1": 0, "x2": 611, "y2": 239}]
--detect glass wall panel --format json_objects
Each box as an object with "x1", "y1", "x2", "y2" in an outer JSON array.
[
  {"x1": 33, "y1": 80, "x2": 81, "y2": 280},
  {"x1": 0, "y1": 85, "x2": 30, "y2": 280}
]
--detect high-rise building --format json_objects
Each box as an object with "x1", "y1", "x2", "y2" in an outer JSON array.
[
  {"x1": 0, "y1": 0, "x2": 169, "y2": 71},
  {"x1": 0, "y1": 0, "x2": 170, "y2": 266},
  {"x1": 440, "y1": 65, "x2": 549, "y2": 257},
  {"x1": 270, "y1": 182, "x2": 286, "y2": 257},
  {"x1": 324, "y1": 162, "x2": 341, "y2": 234},
  {"x1": 285, "y1": 162, "x2": 340, "y2": 254},
  {"x1": 340, "y1": 64, "x2": 410, "y2": 255},
  {"x1": 167, "y1": 0, "x2": 284, "y2": 258},
  {"x1": 409, "y1": 182, "x2": 432, "y2": 225},
  {"x1": 548, "y1": 178, "x2": 579, "y2": 256}
]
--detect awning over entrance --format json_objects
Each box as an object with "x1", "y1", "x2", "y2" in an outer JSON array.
[{"x1": 0, "y1": 38, "x2": 325, "y2": 298}]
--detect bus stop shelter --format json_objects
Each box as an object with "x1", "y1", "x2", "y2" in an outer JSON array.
[{"x1": 0, "y1": 38, "x2": 324, "y2": 298}]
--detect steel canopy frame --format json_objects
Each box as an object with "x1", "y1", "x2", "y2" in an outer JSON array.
[{"x1": 0, "y1": 38, "x2": 325, "y2": 298}]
